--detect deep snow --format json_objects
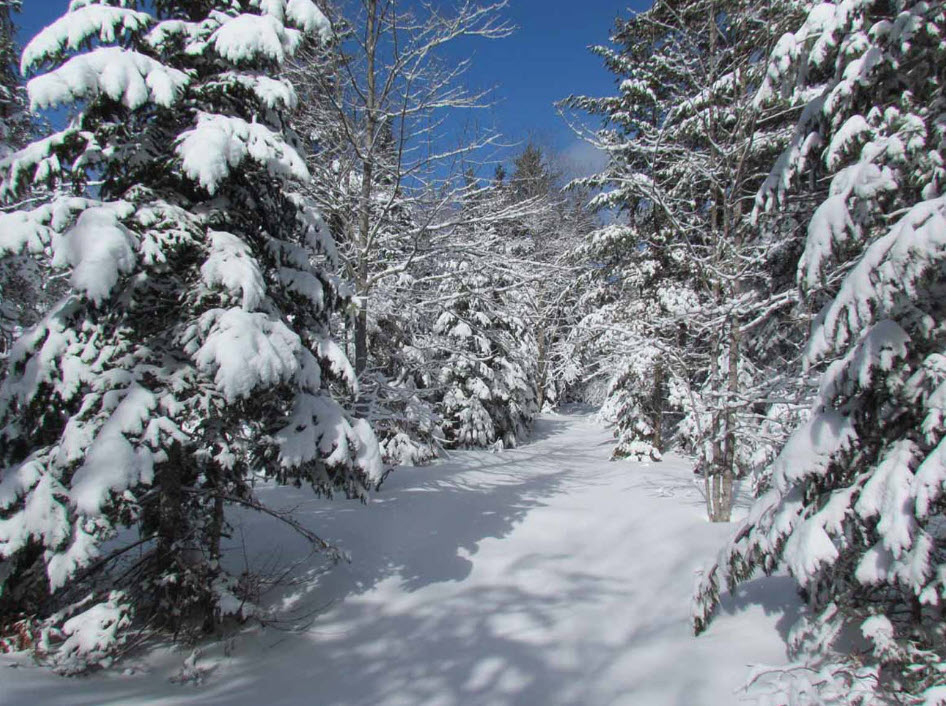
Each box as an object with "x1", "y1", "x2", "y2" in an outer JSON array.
[{"x1": 1, "y1": 411, "x2": 797, "y2": 705}]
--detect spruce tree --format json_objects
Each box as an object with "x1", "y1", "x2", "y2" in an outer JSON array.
[
  {"x1": 0, "y1": 0, "x2": 40, "y2": 359},
  {"x1": 0, "y1": 0, "x2": 380, "y2": 668},
  {"x1": 695, "y1": 0, "x2": 946, "y2": 700}
]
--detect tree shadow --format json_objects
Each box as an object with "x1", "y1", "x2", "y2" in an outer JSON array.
[{"x1": 717, "y1": 574, "x2": 805, "y2": 643}]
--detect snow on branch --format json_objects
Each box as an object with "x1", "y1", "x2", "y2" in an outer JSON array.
[
  {"x1": 188, "y1": 308, "x2": 302, "y2": 402},
  {"x1": 175, "y1": 113, "x2": 309, "y2": 194},
  {"x1": 807, "y1": 196, "x2": 946, "y2": 364},
  {"x1": 21, "y1": 5, "x2": 152, "y2": 74},
  {"x1": 211, "y1": 13, "x2": 302, "y2": 65},
  {"x1": 27, "y1": 47, "x2": 188, "y2": 111}
]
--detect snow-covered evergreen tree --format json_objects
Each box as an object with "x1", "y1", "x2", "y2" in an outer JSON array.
[
  {"x1": 0, "y1": 0, "x2": 41, "y2": 360},
  {"x1": 508, "y1": 146, "x2": 593, "y2": 412},
  {"x1": 418, "y1": 173, "x2": 538, "y2": 449},
  {"x1": 431, "y1": 253, "x2": 536, "y2": 450},
  {"x1": 695, "y1": 0, "x2": 946, "y2": 700},
  {"x1": 0, "y1": 0, "x2": 380, "y2": 668},
  {"x1": 565, "y1": 0, "x2": 810, "y2": 518}
]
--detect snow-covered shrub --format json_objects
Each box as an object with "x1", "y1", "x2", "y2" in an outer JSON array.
[
  {"x1": 695, "y1": 0, "x2": 946, "y2": 700},
  {"x1": 362, "y1": 371, "x2": 443, "y2": 466},
  {"x1": 43, "y1": 591, "x2": 132, "y2": 675},
  {"x1": 0, "y1": 0, "x2": 380, "y2": 658},
  {"x1": 600, "y1": 353, "x2": 667, "y2": 462}
]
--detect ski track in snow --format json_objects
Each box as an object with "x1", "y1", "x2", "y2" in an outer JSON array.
[{"x1": 1, "y1": 411, "x2": 797, "y2": 706}]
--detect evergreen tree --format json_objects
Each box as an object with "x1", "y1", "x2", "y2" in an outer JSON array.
[
  {"x1": 0, "y1": 0, "x2": 41, "y2": 360},
  {"x1": 695, "y1": 0, "x2": 946, "y2": 700},
  {"x1": 431, "y1": 257, "x2": 536, "y2": 450},
  {"x1": 565, "y1": 0, "x2": 809, "y2": 519},
  {"x1": 0, "y1": 0, "x2": 380, "y2": 669}
]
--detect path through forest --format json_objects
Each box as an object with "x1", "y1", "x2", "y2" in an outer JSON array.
[{"x1": 1, "y1": 411, "x2": 796, "y2": 705}]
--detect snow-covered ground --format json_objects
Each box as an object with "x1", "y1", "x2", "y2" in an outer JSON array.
[{"x1": 1, "y1": 411, "x2": 797, "y2": 705}]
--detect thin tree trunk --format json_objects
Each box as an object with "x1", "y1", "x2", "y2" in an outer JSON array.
[
  {"x1": 651, "y1": 363, "x2": 664, "y2": 454},
  {"x1": 354, "y1": 0, "x2": 378, "y2": 378},
  {"x1": 156, "y1": 442, "x2": 183, "y2": 626},
  {"x1": 203, "y1": 462, "x2": 225, "y2": 632}
]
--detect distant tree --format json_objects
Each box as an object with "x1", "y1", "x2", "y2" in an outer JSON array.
[
  {"x1": 0, "y1": 0, "x2": 41, "y2": 360},
  {"x1": 284, "y1": 0, "x2": 513, "y2": 460}
]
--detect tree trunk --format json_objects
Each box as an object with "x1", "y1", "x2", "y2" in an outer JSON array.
[
  {"x1": 156, "y1": 442, "x2": 184, "y2": 626},
  {"x1": 354, "y1": 286, "x2": 369, "y2": 376},
  {"x1": 535, "y1": 330, "x2": 547, "y2": 411},
  {"x1": 203, "y1": 463, "x2": 225, "y2": 633},
  {"x1": 354, "y1": 0, "x2": 377, "y2": 379},
  {"x1": 651, "y1": 363, "x2": 664, "y2": 453}
]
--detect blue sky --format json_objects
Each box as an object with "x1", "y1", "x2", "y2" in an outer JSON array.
[{"x1": 15, "y1": 0, "x2": 648, "y2": 176}]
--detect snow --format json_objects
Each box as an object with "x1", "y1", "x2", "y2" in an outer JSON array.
[
  {"x1": 201, "y1": 231, "x2": 267, "y2": 311},
  {"x1": 69, "y1": 385, "x2": 158, "y2": 516},
  {"x1": 211, "y1": 14, "x2": 302, "y2": 65},
  {"x1": 0, "y1": 411, "x2": 795, "y2": 705},
  {"x1": 0, "y1": 473, "x2": 69, "y2": 559},
  {"x1": 806, "y1": 196, "x2": 946, "y2": 363},
  {"x1": 50, "y1": 206, "x2": 137, "y2": 305},
  {"x1": 28, "y1": 47, "x2": 188, "y2": 112},
  {"x1": 0, "y1": 209, "x2": 52, "y2": 255},
  {"x1": 284, "y1": 0, "x2": 333, "y2": 40},
  {"x1": 190, "y1": 308, "x2": 301, "y2": 402},
  {"x1": 176, "y1": 113, "x2": 309, "y2": 195},
  {"x1": 216, "y1": 72, "x2": 298, "y2": 110},
  {"x1": 21, "y1": 5, "x2": 152, "y2": 73},
  {"x1": 54, "y1": 592, "x2": 132, "y2": 675},
  {"x1": 277, "y1": 267, "x2": 324, "y2": 310}
]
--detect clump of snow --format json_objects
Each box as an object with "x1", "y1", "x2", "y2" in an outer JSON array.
[
  {"x1": 50, "y1": 206, "x2": 138, "y2": 305},
  {"x1": 275, "y1": 394, "x2": 382, "y2": 486},
  {"x1": 69, "y1": 385, "x2": 157, "y2": 516},
  {"x1": 214, "y1": 72, "x2": 298, "y2": 110},
  {"x1": 277, "y1": 268, "x2": 325, "y2": 311},
  {"x1": 0, "y1": 209, "x2": 53, "y2": 255},
  {"x1": 285, "y1": 0, "x2": 333, "y2": 40},
  {"x1": 201, "y1": 231, "x2": 267, "y2": 311},
  {"x1": 190, "y1": 308, "x2": 302, "y2": 402},
  {"x1": 176, "y1": 113, "x2": 309, "y2": 194},
  {"x1": 50, "y1": 592, "x2": 132, "y2": 675},
  {"x1": 21, "y1": 5, "x2": 152, "y2": 73},
  {"x1": 28, "y1": 47, "x2": 188, "y2": 111},
  {"x1": 211, "y1": 14, "x2": 302, "y2": 65}
]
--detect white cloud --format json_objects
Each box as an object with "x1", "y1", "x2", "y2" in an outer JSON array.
[{"x1": 559, "y1": 139, "x2": 608, "y2": 180}]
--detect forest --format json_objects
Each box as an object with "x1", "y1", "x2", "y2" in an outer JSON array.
[{"x1": 0, "y1": 0, "x2": 944, "y2": 704}]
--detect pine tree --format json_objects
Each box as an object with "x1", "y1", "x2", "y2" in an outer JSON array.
[
  {"x1": 0, "y1": 0, "x2": 380, "y2": 669},
  {"x1": 497, "y1": 143, "x2": 592, "y2": 412},
  {"x1": 695, "y1": 0, "x2": 946, "y2": 700}
]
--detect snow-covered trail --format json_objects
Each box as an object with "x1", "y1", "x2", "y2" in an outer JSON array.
[{"x1": 2, "y1": 412, "x2": 796, "y2": 705}]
